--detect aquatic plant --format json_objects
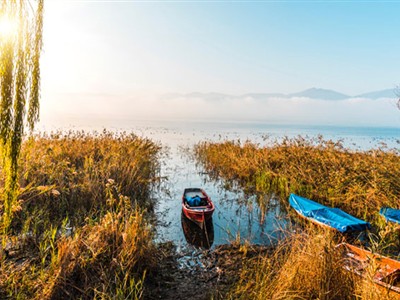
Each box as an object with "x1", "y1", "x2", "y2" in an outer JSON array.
[
  {"x1": 196, "y1": 136, "x2": 400, "y2": 299},
  {"x1": 195, "y1": 136, "x2": 400, "y2": 223}
]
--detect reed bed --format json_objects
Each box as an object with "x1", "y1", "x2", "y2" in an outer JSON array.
[
  {"x1": 0, "y1": 131, "x2": 161, "y2": 299},
  {"x1": 195, "y1": 136, "x2": 400, "y2": 223},
  {"x1": 10, "y1": 130, "x2": 161, "y2": 234},
  {"x1": 196, "y1": 136, "x2": 400, "y2": 299},
  {"x1": 230, "y1": 226, "x2": 399, "y2": 300},
  {"x1": 1, "y1": 191, "x2": 155, "y2": 299}
]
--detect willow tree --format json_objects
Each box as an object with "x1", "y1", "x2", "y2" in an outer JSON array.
[{"x1": 0, "y1": 0, "x2": 44, "y2": 233}]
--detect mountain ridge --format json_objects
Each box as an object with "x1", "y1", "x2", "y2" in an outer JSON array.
[
  {"x1": 164, "y1": 88, "x2": 398, "y2": 101},
  {"x1": 288, "y1": 88, "x2": 350, "y2": 100},
  {"x1": 355, "y1": 89, "x2": 397, "y2": 99}
]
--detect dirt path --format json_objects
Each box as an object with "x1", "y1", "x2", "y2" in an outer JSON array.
[{"x1": 144, "y1": 243, "x2": 272, "y2": 300}]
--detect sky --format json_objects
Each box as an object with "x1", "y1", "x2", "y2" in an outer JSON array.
[{"x1": 39, "y1": 1, "x2": 400, "y2": 127}]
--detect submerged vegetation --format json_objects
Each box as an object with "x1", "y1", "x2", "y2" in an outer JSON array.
[{"x1": 0, "y1": 131, "x2": 161, "y2": 299}]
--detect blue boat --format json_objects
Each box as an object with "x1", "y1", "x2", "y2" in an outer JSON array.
[
  {"x1": 380, "y1": 207, "x2": 400, "y2": 224},
  {"x1": 289, "y1": 194, "x2": 371, "y2": 233}
]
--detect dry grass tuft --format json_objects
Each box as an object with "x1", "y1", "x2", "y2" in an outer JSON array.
[
  {"x1": 6, "y1": 130, "x2": 161, "y2": 235},
  {"x1": 1, "y1": 194, "x2": 154, "y2": 299},
  {"x1": 230, "y1": 226, "x2": 399, "y2": 300},
  {"x1": 42, "y1": 190, "x2": 155, "y2": 300},
  {"x1": 0, "y1": 131, "x2": 161, "y2": 299}
]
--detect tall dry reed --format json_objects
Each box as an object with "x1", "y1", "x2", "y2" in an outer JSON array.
[
  {"x1": 196, "y1": 136, "x2": 400, "y2": 299},
  {"x1": 0, "y1": 131, "x2": 161, "y2": 299},
  {"x1": 230, "y1": 226, "x2": 399, "y2": 300},
  {"x1": 6, "y1": 130, "x2": 161, "y2": 235},
  {"x1": 1, "y1": 183, "x2": 155, "y2": 299},
  {"x1": 195, "y1": 136, "x2": 400, "y2": 223}
]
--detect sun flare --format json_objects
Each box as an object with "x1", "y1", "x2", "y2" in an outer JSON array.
[{"x1": 0, "y1": 15, "x2": 17, "y2": 39}]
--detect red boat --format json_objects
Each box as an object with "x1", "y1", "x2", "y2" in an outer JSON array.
[
  {"x1": 338, "y1": 243, "x2": 400, "y2": 293},
  {"x1": 182, "y1": 188, "x2": 215, "y2": 227}
]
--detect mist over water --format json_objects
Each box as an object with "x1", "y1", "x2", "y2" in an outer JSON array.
[
  {"x1": 38, "y1": 117, "x2": 399, "y2": 150},
  {"x1": 40, "y1": 93, "x2": 400, "y2": 128}
]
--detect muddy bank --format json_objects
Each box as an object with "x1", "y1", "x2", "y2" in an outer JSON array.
[{"x1": 144, "y1": 243, "x2": 273, "y2": 300}]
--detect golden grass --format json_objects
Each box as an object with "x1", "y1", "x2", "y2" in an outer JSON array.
[
  {"x1": 195, "y1": 136, "x2": 400, "y2": 223},
  {"x1": 5, "y1": 131, "x2": 161, "y2": 235},
  {"x1": 1, "y1": 192, "x2": 154, "y2": 299},
  {"x1": 230, "y1": 226, "x2": 400, "y2": 300},
  {"x1": 195, "y1": 136, "x2": 400, "y2": 299},
  {"x1": 0, "y1": 131, "x2": 161, "y2": 299},
  {"x1": 230, "y1": 228, "x2": 349, "y2": 299}
]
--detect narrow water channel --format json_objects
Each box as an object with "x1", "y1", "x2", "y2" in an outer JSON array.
[
  {"x1": 144, "y1": 121, "x2": 399, "y2": 250},
  {"x1": 154, "y1": 141, "x2": 287, "y2": 249}
]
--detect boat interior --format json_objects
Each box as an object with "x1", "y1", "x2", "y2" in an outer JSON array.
[
  {"x1": 343, "y1": 248, "x2": 400, "y2": 288},
  {"x1": 184, "y1": 189, "x2": 209, "y2": 207}
]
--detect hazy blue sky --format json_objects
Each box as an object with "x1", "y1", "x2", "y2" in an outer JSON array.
[{"x1": 40, "y1": 1, "x2": 400, "y2": 126}]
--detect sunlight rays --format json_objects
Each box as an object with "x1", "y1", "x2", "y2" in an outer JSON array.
[{"x1": 0, "y1": 14, "x2": 17, "y2": 40}]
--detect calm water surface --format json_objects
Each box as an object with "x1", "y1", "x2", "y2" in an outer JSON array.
[
  {"x1": 132, "y1": 121, "x2": 398, "y2": 249},
  {"x1": 39, "y1": 118, "x2": 400, "y2": 249}
]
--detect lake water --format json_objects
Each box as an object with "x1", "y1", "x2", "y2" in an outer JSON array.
[{"x1": 38, "y1": 118, "x2": 400, "y2": 249}]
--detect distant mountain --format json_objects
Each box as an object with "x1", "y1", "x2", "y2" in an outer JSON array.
[
  {"x1": 356, "y1": 89, "x2": 397, "y2": 99},
  {"x1": 161, "y1": 88, "x2": 397, "y2": 101},
  {"x1": 289, "y1": 88, "x2": 350, "y2": 100}
]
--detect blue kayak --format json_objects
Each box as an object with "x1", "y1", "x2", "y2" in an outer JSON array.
[
  {"x1": 289, "y1": 194, "x2": 371, "y2": 233},
  {"x1": 380, "y1": 207, "x2": 400, "y2": 224}
]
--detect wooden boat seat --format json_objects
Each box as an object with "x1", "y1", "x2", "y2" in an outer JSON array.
[
  {"x1": 345, "y1": 250, "x2": 400, "y2": 286},
  {"x1": 345, "y1": 258, "x2": 368, "y2": 273},
  {"x1": 374, "y1": 266, "x2": 400, "y2": 284},
  {"x1": 344, "y1": 252, "x2": 369, "y2": 273},
  {"x1": 188, "y1": 206, "x2": 209, "y2": 210}
]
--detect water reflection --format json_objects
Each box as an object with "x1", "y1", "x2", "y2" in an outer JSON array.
[{"x1": 181, "y1": 212, "x2": 214, "y2": 249}]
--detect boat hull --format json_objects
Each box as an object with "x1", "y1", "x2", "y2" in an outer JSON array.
[
  {"x1": 289, "y1": 193, "x2": 371, "y2": 233},
  {"x1": 380, "y1": 207, "x2": 400, "y2": 225},
  {"x1": 338, "y1": 243, "x2": 400, "y2": 294},
  {"x1": 182, "y1": 188, "x2": 215, "y2": 227},
  {"x1": 182, "y1": 207, "x2": 214, "y2": 224}
]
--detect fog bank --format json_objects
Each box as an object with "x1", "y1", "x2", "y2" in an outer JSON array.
[{"x1": 40, "y1": 93, "x2": 400, "y2": 128}]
